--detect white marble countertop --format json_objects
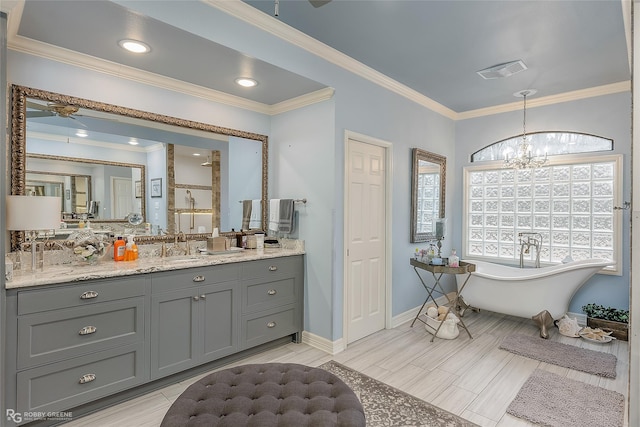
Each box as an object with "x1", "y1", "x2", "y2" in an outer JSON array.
[{"x1": 6, "y1": 247, "x2": 305, "y2": 290}]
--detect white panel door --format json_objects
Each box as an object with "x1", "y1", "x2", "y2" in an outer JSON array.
[
  {"x1": 346, "y1": 139, "x2": 386, "y2": 343},
  {"x1": 112, "y1": 177, "x2": 133, "y2": 219}
]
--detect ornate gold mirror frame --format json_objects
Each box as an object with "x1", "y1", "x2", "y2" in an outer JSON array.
[
  {"x1": 10, "y1": 85, "x2": 268, "y2": 250},
  {"x1": 410, "y1": 148, "x2": 446, "y2": 243}
]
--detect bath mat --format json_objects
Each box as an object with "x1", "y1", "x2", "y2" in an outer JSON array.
[
  {"x1": 507, "y1": 369, "x2": 624, "y2": 427},
  {"x1": 319, "y1": 360, "x2": 478, "y2": 426},
  {"x1": 499, "y1": 333, "x2": 617, "y2": 378}
]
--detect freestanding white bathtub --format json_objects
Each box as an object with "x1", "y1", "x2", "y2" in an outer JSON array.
[{"x1": 455, "y1": 259, "x2": 614, "y2": 336}]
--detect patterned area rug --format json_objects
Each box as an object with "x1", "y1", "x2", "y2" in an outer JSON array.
[
  {"x1": 507, "y1": 369, "x2": 624, "y2": 427},
  {"x1": 319, "y1": 361, "x2": 478, "y2": 427},
  {"x1": 499, "y1": 334, "x2": 617, "y2": 378}
]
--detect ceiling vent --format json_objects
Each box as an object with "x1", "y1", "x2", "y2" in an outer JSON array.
[{"x1": 477, "y1": 60, "x2": 527, "y2": 80}]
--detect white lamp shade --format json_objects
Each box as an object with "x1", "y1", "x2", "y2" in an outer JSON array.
[{"x1": 6, "y1": 196, "x2": 61, "y2": 231}]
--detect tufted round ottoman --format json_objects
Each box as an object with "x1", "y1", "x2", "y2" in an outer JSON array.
[{"x1": 160, "y1": 363, "x2": 366, "y2": 427}]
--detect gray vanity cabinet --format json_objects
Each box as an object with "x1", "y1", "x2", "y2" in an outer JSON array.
[
  {"x1": 240, "y1": 256, "x2": 304, "y2": 348},
  {"x1": 8, "y1": 276, "x2": 148, "y2": 416},
  {"x1": 150, "y1": 264, "x2": 240, "y2": 380},
  {"x1": 5, "y1": 254, "x2": 304, "y2": 425}
]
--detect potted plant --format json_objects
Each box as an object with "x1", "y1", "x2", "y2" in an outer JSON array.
[{"x1": 582, "y1": 303, "x2": 629, "y2": 341}]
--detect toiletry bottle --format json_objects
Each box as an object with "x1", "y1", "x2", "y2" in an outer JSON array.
[
  {"x1": 130, "y1": 235, "x2": 138, "y2": 260},
  {"x1": 123, "y1": 235, "x2": 138, "y2": 261},
  {"x1": 123, "y1": 236, "x2": 133, "y2": 261},
  {"x1": 113, "y1": 236, "x2": 125, "y2": 261},
  {"x1": 256, "y1": 232, "x2": 264, "y2": 250},
  {"x1": 449, "y1": 249, "x2": 459, "y2": 268}
]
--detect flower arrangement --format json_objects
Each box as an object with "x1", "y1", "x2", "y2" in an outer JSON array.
[{"x1": 69, "y1": 231, "x2": 109, "y2": 264}]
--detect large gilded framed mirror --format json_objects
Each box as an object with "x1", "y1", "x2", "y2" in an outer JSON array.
[
  {"x1": 10, "y1": 85, "x2": 268, "y2": 250},
  {"x1": 410, "y1": 148, "x2": 446, "y2": 243}
]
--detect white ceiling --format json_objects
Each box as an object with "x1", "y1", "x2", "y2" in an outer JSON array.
[{"x1": 3, "y1": 0, "x2": 631, "y2": 115}]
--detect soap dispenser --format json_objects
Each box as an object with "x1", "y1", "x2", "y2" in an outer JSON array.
[{"x1": 124, "y1": 235, "x2": 138, "y2": 261}]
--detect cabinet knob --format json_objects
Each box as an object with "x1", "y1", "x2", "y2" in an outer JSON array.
[
  {"x1": 268, "y1": 265, "x2": 278, "y2": 271},
  {"x1": 267, "y1": 289, "x2": 277, "y2": 296},
  {"x1": 193, "y1": 296, "x2": 200, "y2": 301},
  {"x1": 193, "y1": 275, "x2": 205, "y2": 282},
  {"x1": 78, "y1": 326, "x2": 97, "y2": 335},
  {"x1": 79, "y1": 374, "x2": 96, "y2": 384},
  {"x1": 267, "y1": 321, "x2": 277, "y2": 328},
  {"x1": 80, "y1": 291, "x2": 99, "y2": 300},
  {"x1": 200, "y1": 294, "x2": 206, "y2": 300}
]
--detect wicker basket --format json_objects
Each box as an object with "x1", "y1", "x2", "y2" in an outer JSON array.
[{"x1": 586, "y1": 317, "x2": 628, "y2": 341}]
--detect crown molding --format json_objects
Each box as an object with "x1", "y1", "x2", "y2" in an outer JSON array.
[
  {"x1": 270, "y1": 87, "x2": 335, "y2": 115},
  {"x1": 207, "y1": 0, "x2": 458, "y2": 120},
  {"x1": 457, "y1": 81, "x2": 631, "y2": 120},
  {"x1": 8, "y1": 33, "x2": 335, "y2": 116}
]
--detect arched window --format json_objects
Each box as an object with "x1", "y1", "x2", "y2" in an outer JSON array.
[{"x1": 471, "y1": 132, "x2": 613, "y2": 163}]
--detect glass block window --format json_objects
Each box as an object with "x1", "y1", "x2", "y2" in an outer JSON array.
[
  {"x1": 471, "y1": 132, "x2": 613, "y2": 162},
  {"x1": 416, "y1": 172, "x2": 440, "y2": 234},
  {"x1": 463, "y1": 154, "x2": 622, "y2": 272}
]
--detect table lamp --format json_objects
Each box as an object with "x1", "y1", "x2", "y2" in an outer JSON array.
[{"x1": 6, "y1": 195, "x2": 61, "y2": 271}]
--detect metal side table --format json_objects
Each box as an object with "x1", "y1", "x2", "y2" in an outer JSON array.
[{"x1": 410, "y1": 258, "x2": 476, "y2": 342}]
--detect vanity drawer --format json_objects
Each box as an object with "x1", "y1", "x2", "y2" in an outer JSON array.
[
  {"x1": 242, "y1": 277, "x2": 297, "y2": 314},
  {"x1": 17, "y1": 297, "x2": 144, "y2": 369},
  {"x1": 242, "y1": 305, "x2": 299, "y2": 349},
  {"x1": 152, "y1": 264, "x2": 238, "y2": 293},
  {"x1": 17, "y1": 276, "x2": 146, "y2": 315},
  {"x1": 241, "y1": 256, "x2": 302, "y2": 280},
  {"x1": 16, "y1": 343, "x2": 145, "y2": 414}
]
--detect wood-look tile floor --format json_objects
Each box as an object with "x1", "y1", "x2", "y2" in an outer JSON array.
[{"x1": 62, "y1": 310, "x2": 629, "y2": 427}]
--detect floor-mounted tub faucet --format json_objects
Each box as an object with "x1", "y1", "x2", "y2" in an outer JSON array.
[{"x1": 518, "y1": 232, "x2": 542, "y2": 268}]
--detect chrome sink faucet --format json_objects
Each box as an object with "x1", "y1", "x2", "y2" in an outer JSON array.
[{"x1": 519, "y1": 232, "x2": 542, "y2": 268}]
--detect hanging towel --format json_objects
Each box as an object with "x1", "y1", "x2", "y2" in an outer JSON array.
[
  {"x1": 268, "y1": 199, "x2": 280, "y2": 233},
  {"x1": 242, "y1": 200, "x2": 252, "y2": 230},
  {"x1": 249, "y1": 199, "x2": 261, "y2": 229},
  {"x1": 278, "y1": 199, "x2": 295, "y2": 234}
]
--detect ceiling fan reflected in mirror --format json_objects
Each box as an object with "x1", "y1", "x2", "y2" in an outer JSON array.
[
  {"x1": 27, "y1": 100, "x2": 79, "y2": 118},
  {"x1": 26, "y1": 100, "x2": 88, "y2": 127}
]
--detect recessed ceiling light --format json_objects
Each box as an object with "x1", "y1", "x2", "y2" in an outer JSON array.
[
  {"x1": 193, "y1": 153, "x2": 201, "y2": 156},
  {"x1": 235, "y1": 77, "x2": 258, "y2": 88},
  {"x1": 75, "y1": 130, "x2": 88, "y2": 137},
  {"x1": 118, "y1": 39, "x2": 151, "y2": 54},
  {"x1": 128, "y1": 138, "x2": 139, "y2": 146}
]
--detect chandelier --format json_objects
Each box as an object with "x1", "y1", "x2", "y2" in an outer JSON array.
[{"x1": 504, "y1": 89, "x2": 548, "y2": 169}]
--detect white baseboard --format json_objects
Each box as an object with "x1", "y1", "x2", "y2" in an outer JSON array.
[{"x1": 301, "y1": 331, "x2": 345, "y2": 355}]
